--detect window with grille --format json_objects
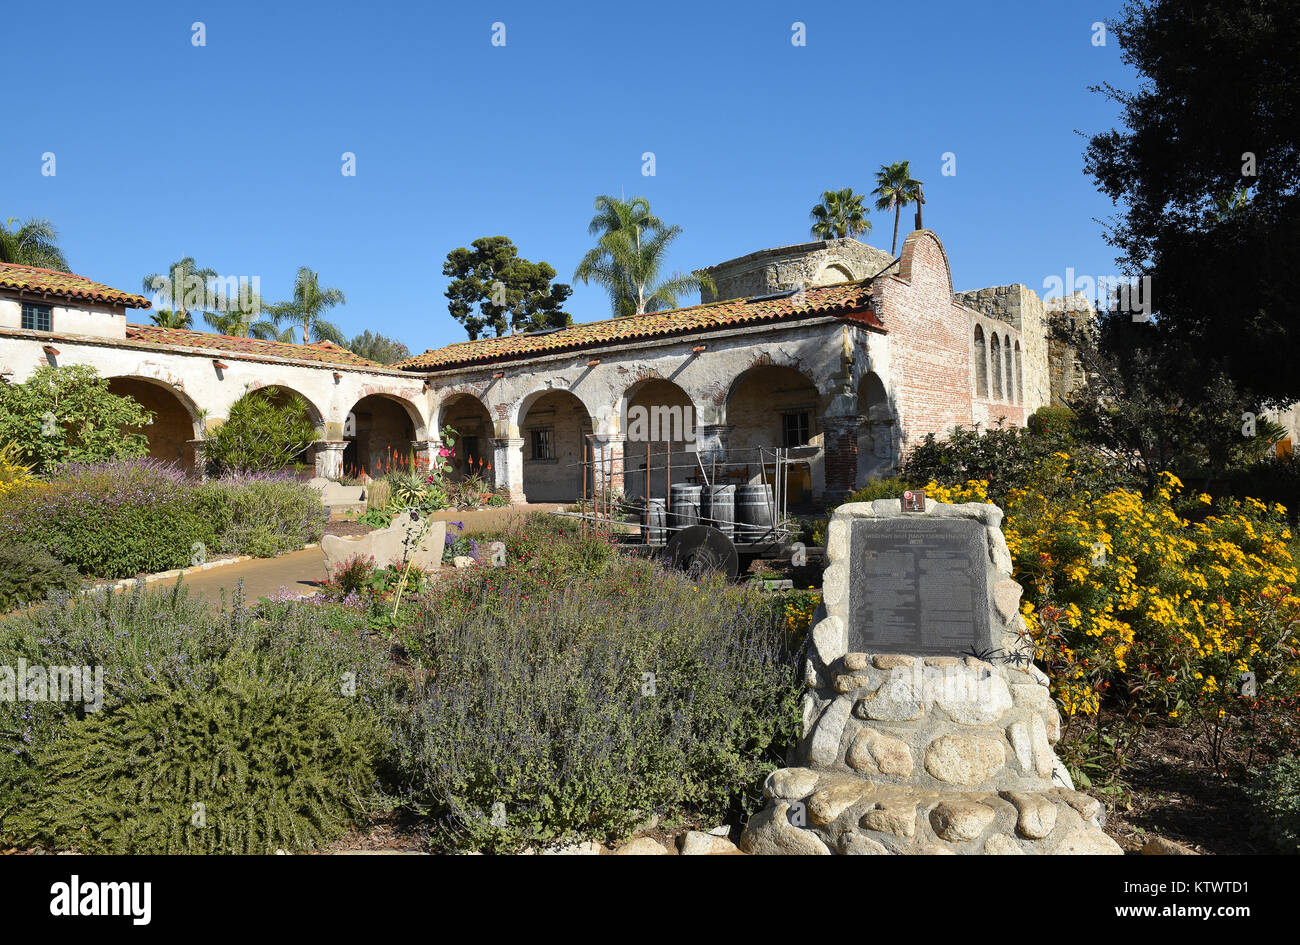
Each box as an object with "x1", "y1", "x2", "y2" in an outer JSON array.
[
  {"x1": 21, "y1": 303, "x2": 52, "y2": 332},
  {"x1": 529, "y1": 428, "x2": 554, "y2": 460},
  {"x1": 781, "y1": 411, "x2": 811, "y2": 447}
]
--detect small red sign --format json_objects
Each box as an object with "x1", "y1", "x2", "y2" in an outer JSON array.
[{"x1": 902, "y1": 489, "x2": 926, "y2": 512}]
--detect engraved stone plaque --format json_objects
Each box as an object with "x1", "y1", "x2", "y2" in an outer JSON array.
[{"x1": 847, "y1": 517, "x2": 993, "y2": 656}]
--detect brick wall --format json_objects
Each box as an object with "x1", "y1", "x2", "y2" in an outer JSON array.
[{"x1": 872, "y1": 231, "x2": 979, "y2": 458}]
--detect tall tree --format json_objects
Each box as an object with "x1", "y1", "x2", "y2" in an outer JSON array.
[
  {"x1": 809, "y1": 188, "x2": 872, "y2": 241},
  {"x1": 149, "y1": 309, "x2": 193, "y2": 329},
  {"x1": 872, "y1": 162, "x2": 924, "y2": 255},
  {"x1": 141, "y1": 257, "x2": 217, "y2": 328},
  {"x1": 203, "y1": 290, "x2": 282, "y2": 340},
  {"x1": 444, "y1": 236, "x2": 572, "y2": 340},
  {"x1": 265, "y1": 267, "x2": 347, "y2": 345},
  {"x1": 348, "y1": 330, "x2": 412, "y2": 364},
  {"x1": 574, "y1": 195, "x2": 712, "y2": 317},
  {"x1": 0, "y1": 217, "x2": 70, "y2": 271},
  {"x1": 1084, "y1": 0, "x2": 1300, "y2": 403}
]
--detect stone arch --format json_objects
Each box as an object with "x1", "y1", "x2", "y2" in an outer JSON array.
[
  {"x1": 245, "y1": 382, "x2": 327, "y2": 435},
  {"x1": 972, "y1": 325, "x2": 988, "y2": 397},
  {"x1": 1014, "y1": 341, "x2": 1024, "y2": 405},
  {"x1": 990, "y1": 333, "x2": 1003, "y2": 401},
  {"x1": 857, "y1": 372, "x2": 896, "y2": 484},
  {"x1": 343, "y1": 392, "x2": 424, "y2": 477},
  {"x1": 106, "y1": 376, "x2": 203, "y2": 473},
  {"x1": 517, "y1": 387, "x2": 593, "y2": 503},
  {"x1": 1004, "y1": 340, "x2": 1015, "y2": 405},
  {"x1": 724, "y1": 363, "x2": 821, "y2": 499},
  {"x1": 813, "y1": 262, "x2": 856, "y2": 286},
  {"x1": 620, "y1": 376, "x2": 697, "y2": 498},
  {"x1": 437, "y1": 392, "x2": 495, "y2": 480}
]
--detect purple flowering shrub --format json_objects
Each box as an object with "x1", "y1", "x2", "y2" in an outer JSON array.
[{"x1": 0, "y1": 459, "x2": 326, "y2": 579}]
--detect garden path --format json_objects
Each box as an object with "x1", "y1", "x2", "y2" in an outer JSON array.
[{"x1": 171, "y1": 503, "x2": 564, "y2": 602}]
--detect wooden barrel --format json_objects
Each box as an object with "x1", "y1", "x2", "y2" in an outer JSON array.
[
  {"x1": 735, "y1": 484, "x2": 774, "y2": 541},
  {"x1": 669, "y1": 484, "x2": 702, "y2": 531},
  {"x1": 643, "y1": 497, "x2": 667, "y2": 543},
  {"x1": 702, "y1": 484, "x2": 735, "y2": 538}
]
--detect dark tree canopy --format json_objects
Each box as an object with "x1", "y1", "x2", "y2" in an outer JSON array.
[
  {"x1": 443, "y1": 237, "x2": 573, "y2": 340},
  {"x1": 1084, "y1": 0, "x2": 1300, "y2": 404},
  {"x1": 348, "y1": 330, "x2": 411, "y2": 365}
]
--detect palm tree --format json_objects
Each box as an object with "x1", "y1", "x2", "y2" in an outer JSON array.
[
  {"x1": 0, "y1": 217, "x2": 70, "y2": 271},
  {"x1": 265, "y1": 267, "x2": 347, "y2": 344},
  {"x1": 809, "y1": 189, "x2": 871, "y2": 241},
  {"x1": 203, "y1": 290, "x2": 281, "y2": 339},
  {"x1": 872, "y1": 161, "x2": 925, "y2": 255},
  {"x1": 142, "y1": 257, "x2": 217, "y2": 328},
  {"x1": 149, "y1": 308, "x2": 193, "y2": 329},
  {"x1": 574, "y1": 195, "x2": 711, "y2": 317}
]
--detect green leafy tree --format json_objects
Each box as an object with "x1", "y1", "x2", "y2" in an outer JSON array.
[
  {"x1": 444, "y1": 236, "x2": 572, "y2": 340},
  {"x1": 872, "y1": 161, "x2": 924, "y2": 255},
  {"x1": 142, "y1": 257, "x2": 218, "y2": 329},
  {"x1": 1083, "y1": 0, "x2": 1300, "y2": 403},
  {"x1": 574, "y1": 195, "x2": 712, "y2": 317},
  {"x1": 347, "y1": 330, "x2": 411, "y2": 364},
  {"x1": 0, "y1": 365, "x2": 153, "y2": 473},
  {"x1": 0, "y1": 217, "x2": 70, "y2": 271},
  {"x1": 265, "y1": 268, "x2": 347, "y2": 345},
  {"x1": 809, "y1": 188, "x2": 872, "y2": 240},
  {"x1": 202, "y1": 387, "x2": 319, "y2": 474}
]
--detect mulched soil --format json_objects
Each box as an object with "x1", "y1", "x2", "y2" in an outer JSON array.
[{"x1": 1103, "y1": 725, "x2": 1269, "y2": 854}]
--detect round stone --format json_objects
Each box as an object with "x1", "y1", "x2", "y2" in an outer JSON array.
[
  {"x1": 924, "y1": 735, "x2": 1006, "y2": 786},
  {"x1": 929, "y1": 800, "x2": 997, "y2": 842}
]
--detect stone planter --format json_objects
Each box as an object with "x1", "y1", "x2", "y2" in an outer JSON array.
[{"x1": 320, "y1": 512, "x2": 446, "y2": 574}]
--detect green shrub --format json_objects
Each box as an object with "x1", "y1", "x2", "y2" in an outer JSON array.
[
  {"x1": 1028, "y1": 405, "x2": 1078, "y2": 437},
  {"x1": 201, "y1": 477, "x2": 326, "y2": 557},
  {"x1": 0, "y1": 365, "x2": 152, "y2": 474},
  {"x1": 902, "y1": 424, "x2": 1139, "y2": 506},
  {"x1": 0, "y1": 459, "x2": 222, "y2": 578},
  {"x1": 203, "y1": 387, "x2": 317, "y2": 475},
  {"x1": 0, "y1": 543, "x2": 81, "y2": 611},
  {"x1": 845, "y1": 476, "x2": 910, "y2": 504},
  {"x1": 391, "y1": 552, "x2": 801, "y2": 852},
  {"x1": 0, "y1": 583, "x2": 392, "y2": 854},
  {"x1": 25, "y1": 651, "x2": 382, "y2": 854},
  {"x1": 1244, "y1": 758, "x2": 1300, "y2": 853}
]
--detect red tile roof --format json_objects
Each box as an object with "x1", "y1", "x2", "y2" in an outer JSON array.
[
  {"x1": 0, "y1": 262, "x2": 151, "y2": 308},
  {"x1": 398, "y1": 280, "x2": 882, "y2": 370},
  {"x1": 124, "y1": 325, "x2": 386, "y2": 369}
]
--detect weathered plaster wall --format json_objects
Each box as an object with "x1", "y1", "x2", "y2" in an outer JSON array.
[{"x1": 0, "y1": 298, "x2": 127, "y2": 339}]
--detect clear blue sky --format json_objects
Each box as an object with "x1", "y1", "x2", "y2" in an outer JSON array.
[{"x1": 4, "y1": 0, "x2": 1134, "y2": 355}]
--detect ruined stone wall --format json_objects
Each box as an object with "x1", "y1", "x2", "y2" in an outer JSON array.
[
  {"x1": 955, "y1": 284, "x2": 1051, "y2": 415},
  {"x1": 701, "y1": 239, "x2": 897, "y2": 303}
]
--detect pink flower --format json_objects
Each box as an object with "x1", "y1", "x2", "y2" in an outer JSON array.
[{"x1": 438, "y1": 447, "x2": 453, "y2": 458}]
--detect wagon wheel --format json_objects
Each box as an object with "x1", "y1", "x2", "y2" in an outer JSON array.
[{"x1": 662, "y1": 525, "x2": 739, "y2": 581}]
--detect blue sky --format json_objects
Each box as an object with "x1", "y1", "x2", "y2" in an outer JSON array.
[{"x1": 4, "y1": 0, "x2": 1134, "y2": 355}]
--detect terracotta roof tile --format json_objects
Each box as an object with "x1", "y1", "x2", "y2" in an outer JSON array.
[
  {"x1": 0, "y1": 262, "x2": 151, "y2": 308},
  {"x1": 124, "y1": 325, "x2": 385, "y2": 368},
  {"x1": 398, "y1": 281, "x2": 881, "y2": 371}
]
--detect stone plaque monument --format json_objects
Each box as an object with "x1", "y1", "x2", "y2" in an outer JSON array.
[
  {"x1": 740, "y1": 498, "x2": 1121, "y2": 855},
  {"x1": 847, "y1": 518, "x2": 994, "y2": 657}
]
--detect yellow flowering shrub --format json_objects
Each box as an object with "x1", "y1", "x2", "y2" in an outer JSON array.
[
  {"x1": 926, "y1": 459, "x2": 1300, "y2": 755},
  {"x1": 0, "y1": 443, "x2": 35, "y2": 499}
]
